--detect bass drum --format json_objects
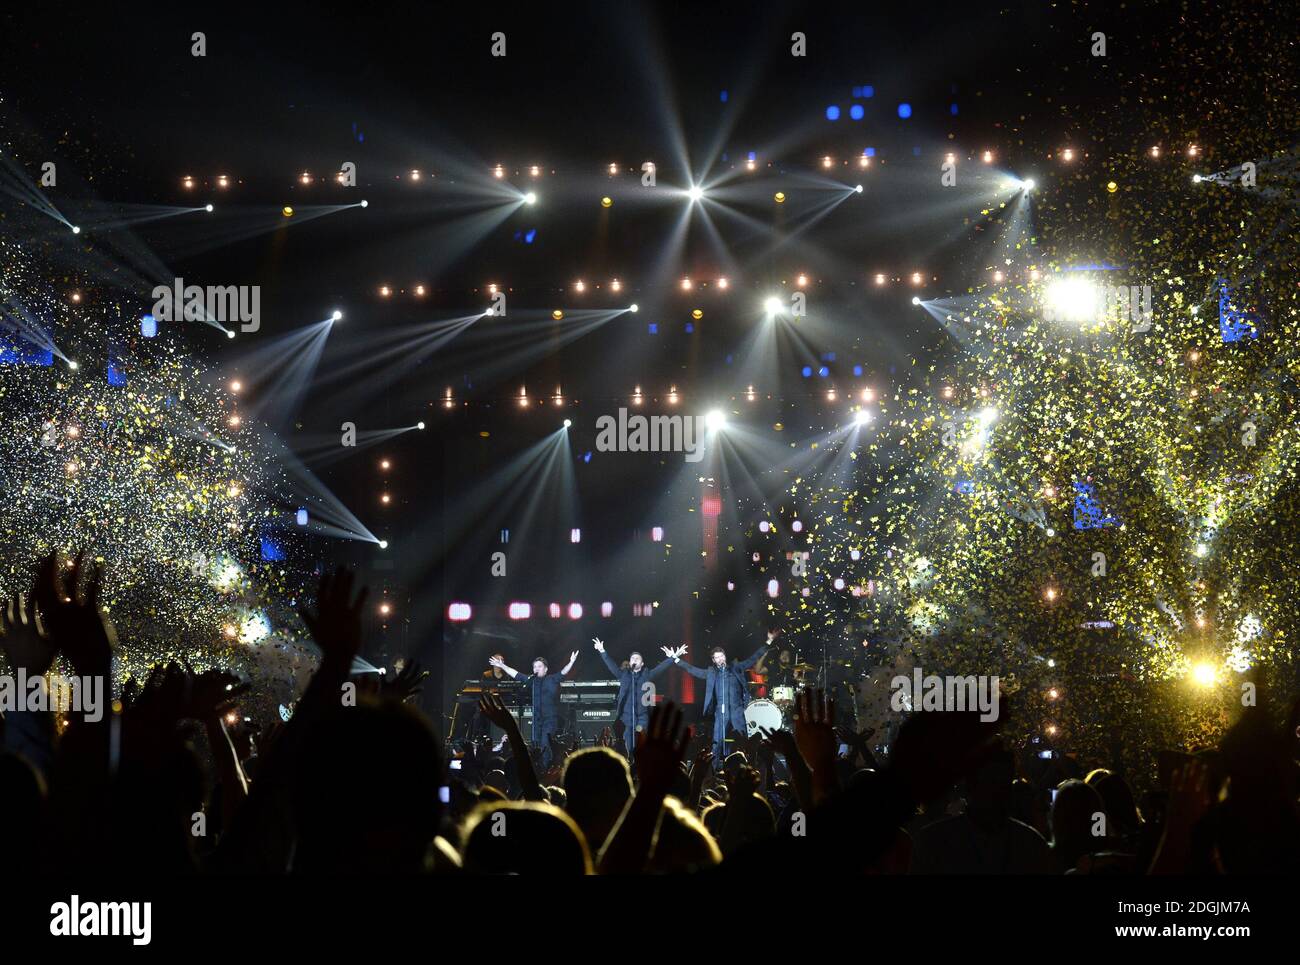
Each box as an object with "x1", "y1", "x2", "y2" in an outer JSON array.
[{"x1": 743, "y1": 698, "x2": 784, "y2": 737}]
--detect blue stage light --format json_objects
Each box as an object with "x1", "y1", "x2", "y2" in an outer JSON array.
[
  {"x1": 850, "y1": 104, "x2": 864, "y2": 120},
  {"x1": 0, "y1": 335, "x2": 53, "y2": 366},
  {"x1": 141, "y1": 314, "x2": 157, "y2": 337},
  {"x1": 801, "y1": 366, "x2": 812, "y2": 378},
  {"x1": 826, "y1": 105, "x2": 841, "y2": 120},
  {"x1": 898, "y1": 103, "x2": 912, "y2": 118},
  {"x1": 1218, "y1": 279, "x2": 1261, "y2": 342},
  {"x1": 1073, "y1": 482, "x2": 1119, "y2": 529},
  {"x1": 296, "y1": 508, "x2": 309, "y2": 526},
  {"x1": 862, "y1": 86, "x2": 874, "y2": 98}
]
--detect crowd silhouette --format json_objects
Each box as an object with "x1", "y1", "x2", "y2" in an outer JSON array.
[{"x1": 2, "y1": 552, "x2": 1298, "y2": 875}]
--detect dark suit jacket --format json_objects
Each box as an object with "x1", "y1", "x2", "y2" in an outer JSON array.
[
  {"x1": 677, "y1": 645, "x2": 767, "y2": 717},
  {"x1": 516, "y1": 669, "x2": 567, "y2": 722},
  {"x1": 598, "y1": 650, "x2": 673, "y2": 721}
]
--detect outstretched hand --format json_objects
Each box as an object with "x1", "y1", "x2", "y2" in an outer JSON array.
[
  {"x1": 690, "y1": 745, "x2": 713, "y2": 780},
  {"x1": 837, "y1": 725, "x2": 876, "y2": 747},
  {"x1": 635, "y1": 700, "x2": 691, "y2": 797},
  {"x1": 730, "y1": 762, "x2": 761, "y2": 800},
  {"x1": 32, "y1": 550, "x2": 115, "y2": 675},
  {"x1": 0, "y1": 591, "x2": 55, "y2": 676},
  {"x1": 384, "y1": 660, "x2": 429, "y2": 703},
  {"x1": 300, "y1": 566, "x2": 368, "y2": 665},
  {"x1": 793, "y1": 687, "x2": 838, "y2": 771},
  {"x1": 477, "y1": 691, "x2": 517, "y2": 731},
  {"x1": 187, "y1": 664, "x2": 248, "y2": 721},
  {"x1": 593, "y1": 638, "x2": 605, "y2": 653},
  {"x1": 757, "y1": 725, "x2": 799, "y2": 762}
]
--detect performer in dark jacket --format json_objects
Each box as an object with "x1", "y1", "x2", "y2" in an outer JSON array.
[
  {"x1": 591, "y1": 637, "x2": 678, "y2": 767},
  {"x1": 489, "y1": 649, "x2": 579, "y2": 769},
  {"x1": 672, "y1": 631, "x2": 777, "y2": 766}
]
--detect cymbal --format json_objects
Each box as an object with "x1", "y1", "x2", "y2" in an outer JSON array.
[{"x1": 790, "y1": 662, "x2": 817, "y2": 672}]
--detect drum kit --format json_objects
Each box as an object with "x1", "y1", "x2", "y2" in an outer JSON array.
[{"x1": 743, "y1": 659, "x2": 817, "y2": 736}]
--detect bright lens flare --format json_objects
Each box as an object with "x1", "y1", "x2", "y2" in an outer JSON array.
[{"x1": 1045, "y1": 279, "x2": 1100, "y2": 323}]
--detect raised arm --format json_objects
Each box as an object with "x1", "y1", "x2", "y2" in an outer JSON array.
[
  {"x1": 559, "y1": 649, "x2": 579, "y2": 678},
  {"x1": 478, "y1": 691, "x2": 545, "y2": 801},
  {"x1": 646, "y1": 656, "x2": 674, "y2": 681},
  {"x1": 593, "y1": 638, "x2": 621, "y2": 677},
  {"x1": 676, "y1": 659, "x2": 708, "y2": 680},
  {"x1": 736, "y1": 629, "x2": 778, "y2": 671},
  {"x1": 672, "y1": 645, "x2": 708, "y2": 679},
  {"x1": 489, "y1": 655, "x2": 521, "y2": 679},
  {"x1": 598, "y1": 702, "x2": 691, "y2": 874}
]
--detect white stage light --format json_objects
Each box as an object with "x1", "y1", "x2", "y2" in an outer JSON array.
[
  {"x1": 687, "y1": 185, "x2": 704, "y2": 202},
  {"x1": 523, "y1": 192, "x2": 537, "y2": 205},
  {"x1": 763, "y1": 296, "x2": 782, "y2": 315},
  {"x1": 331, "y1": 310, "x2": 343, "y2": 321},
  {"x1": 1045, "y1": 278, "x2": 1100, "y2": 323},
  {"x1": 705, "y1": 409, "x2": 726, "y2": 431}
]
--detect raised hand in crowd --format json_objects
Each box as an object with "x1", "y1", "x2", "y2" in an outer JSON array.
[
  {"x1": 0, "y1": 590, "x2": 54, "y2": 676},
  {"x1": 599, "y1": 701, "x2": 691, "y2": 873},
  {"x1": 383, "y1": 660, "x2": 429, "y2": 704},
  {"x1": 793, "y1": 687, "x2": 840, "y2": 804},
  {"x1": 478, "y1": 691, "x2": 545, "y2": 801},
  {"x1": 300, "y1": 566, "x2": 368, "y2": 670},
  {"x1": 33, "y1": 550, "x2": 115, "y2": 677}
]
